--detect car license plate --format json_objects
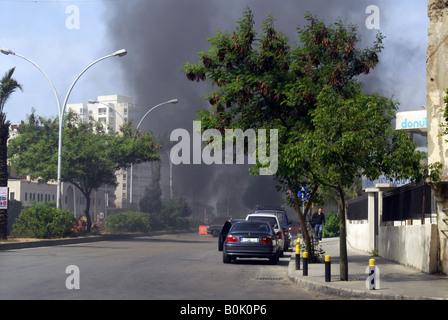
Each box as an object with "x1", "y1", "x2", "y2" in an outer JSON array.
[{"x1": 241, "y1": 238, "x2": 258, "y2": 243}]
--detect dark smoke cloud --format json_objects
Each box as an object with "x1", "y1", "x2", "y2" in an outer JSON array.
[{"x1": 104, "y1": 0, "x2": 427, "y2": 217}]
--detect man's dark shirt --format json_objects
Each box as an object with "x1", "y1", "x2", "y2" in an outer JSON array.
[{"x1": 312, "y1": 212, "x2": 325, "y2": 225}]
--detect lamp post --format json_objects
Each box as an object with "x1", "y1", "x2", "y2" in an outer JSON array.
[
  {"x1": 1, "y1": 47, "x2": 127, "y2": 208},
  {"x1": 129, "y1": 99, "x2": 178, "y2": 205},
  {"x1": 1, "y1": 48, "x2": 62, "y2": 118}
]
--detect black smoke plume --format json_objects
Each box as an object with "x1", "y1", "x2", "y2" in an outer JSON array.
[{"x1": 104, "y1": 0, "x2": 426, "y2": 219}]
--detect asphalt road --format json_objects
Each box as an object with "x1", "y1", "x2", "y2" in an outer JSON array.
[{"x1": 0, "y1": 232, "x2": 335, "y2": 300}]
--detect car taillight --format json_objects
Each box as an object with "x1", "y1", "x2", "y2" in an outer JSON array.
[
  {"x1": 261, "y1": 237, "x2": 273, "y2": 244},
  {"x1": 226, "y1": 236, "x2": 238, "y2": 243},
  {"x1": 278, "y1": 232, "x2": 283, "y2": 239}
]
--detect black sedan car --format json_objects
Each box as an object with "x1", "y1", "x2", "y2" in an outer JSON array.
[{"x1": 222, "y1": 221, "x2": 282, "y2": 264}]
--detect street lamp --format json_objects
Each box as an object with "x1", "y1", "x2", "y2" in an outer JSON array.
[
  {"x1": 1, "y1": 47, "x2": 62, "y2": 118},
  {"x1": 135, "y1": 99, "x2": 178, "y2": 131},
  {"x1": 129, "y1": 99, "x2": 178, "y2": 204},
  {"x1": 1, "y1": 47, "x2": 127, "y2": 208}
]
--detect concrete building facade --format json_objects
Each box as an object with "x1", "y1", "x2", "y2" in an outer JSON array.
[
  {"x1": 426, "y1": 0, "x2": 448, "y2": 274},
  {"x1": 348, "y1": 1, "x2": 448, "y2": 274}
]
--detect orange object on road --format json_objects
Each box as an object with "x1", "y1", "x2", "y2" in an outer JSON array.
[{"x1": 198, "y1": 225, "x2": 208, "y2": 236}]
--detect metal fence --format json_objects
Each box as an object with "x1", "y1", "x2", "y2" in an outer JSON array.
[
  {"x1": 347, "y1": 194, "x2": 369, "y2": 220},
  {"x1": 382, "y1": 183, "x2": 434, "y2": 222},
  {"x1": 347, "y1": 183, "x2": 434, "y2": 222}
]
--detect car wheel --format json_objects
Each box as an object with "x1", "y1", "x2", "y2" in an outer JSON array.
[
  {"x1": 269, "y1": 252, "x2": 279, "y2": 265},
  {"x1": 223, "y1": 252, "x2": 231, "y2": 264},
  {"x1": 212, "y1": 230, "x2": 220, "y2": 237}
]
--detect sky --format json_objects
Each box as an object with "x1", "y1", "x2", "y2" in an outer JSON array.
[{"x1": 0, "y1": 0, "x2": 430, "y2": 215}]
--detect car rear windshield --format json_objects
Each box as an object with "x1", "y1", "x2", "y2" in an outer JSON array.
[
  {"x1": 247, "y1": 216, "x2": 277, "y2": 226},
  {"x1": 231, "y1": 222, "x2": 270, "y2": 232}
]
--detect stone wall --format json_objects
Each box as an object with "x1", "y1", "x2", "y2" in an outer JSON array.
[{"x1": 427, "y1": 0, "x2": 448, "y2": 274}]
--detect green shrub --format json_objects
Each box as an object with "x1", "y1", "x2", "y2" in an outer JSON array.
[
  {"x1": 11, "y1": 202, "x2": 77, "y2": 239},
  {"x1": 323, "y1": 210, "x2": 340, "y2": 238},
  {"x1": 104, "y1": 211, "x2": 151, "y2": 233}
]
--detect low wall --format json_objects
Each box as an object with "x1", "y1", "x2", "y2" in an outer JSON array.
[
  {"x1": 379, "y1": 224, "x2": 438, "y2": 274},
  {"x1": 346, "y1": 220, "x2": 371, "y2": 252},
  {"x1": 347, "y1": 222, "x2": 438, "y2": 273}
]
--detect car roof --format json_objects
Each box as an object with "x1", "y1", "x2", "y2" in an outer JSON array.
[
  {"x1": 233, "y1": 220, "x2": 270, "y2": 225},
  {"x1": 246, "y1": 213, "x2": 280, "y2": 223},
  {"x1": 253, "y1": 210, "x2": 289, "y2": 223},
  {"x1": 247, "y1": 212, "x2": 279, "y2": 218}
]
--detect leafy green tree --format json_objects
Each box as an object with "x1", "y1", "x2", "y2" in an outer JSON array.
[
  {"x1": 182, "y1": 8, "x2": 425, "y2": 280},
  {"x1": 158, "y1": 198, "x2": 192, "y2": 230},
  {"x1": 8, "y1": 111, "x2": 160, "y2": 232},
  {"x1": 0, "y1": 68, "x2": 22, "y2": 239}
]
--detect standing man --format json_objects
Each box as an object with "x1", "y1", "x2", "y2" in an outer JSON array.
[
  {"x1": 312, "y1": 208, "x2": 325, "y2": 243},
  {"x1": 218, "y1": 218, "x2": 232, "y2": 251}
]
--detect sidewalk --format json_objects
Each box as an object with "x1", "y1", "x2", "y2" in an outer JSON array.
[{"x1": 287, "y1": 237, "x2": 448, "y2": 300}]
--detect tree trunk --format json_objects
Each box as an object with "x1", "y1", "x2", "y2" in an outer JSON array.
[
  {"x1": 84, "y1": 194, "x2": 92, "y2": 233},
  {"x1": 0, "y1": 121, "x2": 10, "y2": 239},
  {"x1": 293, "y1": 192, "x2": 311, "y2": 253},
  {"x1": 337, "y1": 186, "x2": 348, "y2": 281}
]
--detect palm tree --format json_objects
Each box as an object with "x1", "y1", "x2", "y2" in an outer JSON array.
[{"x1": 0, "y1": 67, "x2": 22, "y2": 239}]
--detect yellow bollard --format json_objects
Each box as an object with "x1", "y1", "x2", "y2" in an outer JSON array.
[{"x1": 366, "y1": 258, "x2": 379, "y2": 290}]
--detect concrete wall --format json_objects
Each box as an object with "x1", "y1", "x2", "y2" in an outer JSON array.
[
  {"x1": 379, "y1": 224, "x2": 438, "y2": 274},
  {"x1": 347, "y1": 221, "x2": 438, "y2": 273},
  {"x1": 427, "y1": 0, "x2": 448, "y2": 275},
  {"x1": 347, "y1": 221, "x2": 371, "y2": 252}
]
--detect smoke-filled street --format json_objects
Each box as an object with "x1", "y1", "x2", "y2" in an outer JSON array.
[{"x1": 0, "y1": 233, "x2": 334, "y2": 300}]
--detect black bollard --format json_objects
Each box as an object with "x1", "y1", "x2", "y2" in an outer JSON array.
[
  {"x1": 295, "y1": 239, "x2": 300, "y2": 270},
  {"x1": 325, "y1": 255, "x2": 331, "y2": 282},
  {"x1": 303, "y1": 252, "x2": 308, "y2": 276}
]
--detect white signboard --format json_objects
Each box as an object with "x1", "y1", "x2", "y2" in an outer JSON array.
[
  {"x1": 396, "y1": 110, "x2": 427, "y2": 131},
  {"x1": 0, "y1": 187, "x2": 8, "y2": 209}
]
